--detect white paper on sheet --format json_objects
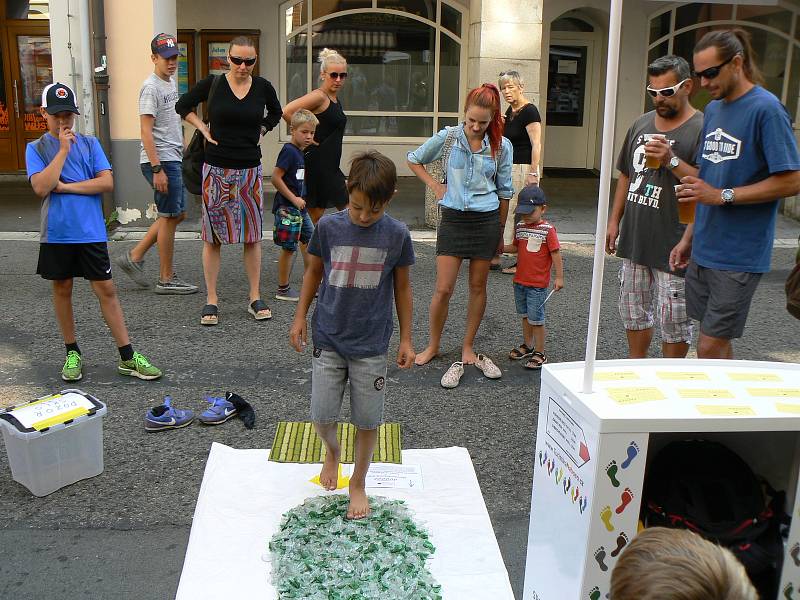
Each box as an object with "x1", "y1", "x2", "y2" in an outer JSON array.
[
  {"x1": 8, "y1": 392, "x2": 95, "y2": 429},
  {"x1": 342, "y1": 463, "x2": 424, "y2": 489},
  {"x1": 176, "y1": 444, "x2": 514, "y2": 600}
]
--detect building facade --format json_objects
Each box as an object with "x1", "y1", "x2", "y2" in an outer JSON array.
[{"x1": 3, "y1": 0, "x2": 800, "y2": 222}]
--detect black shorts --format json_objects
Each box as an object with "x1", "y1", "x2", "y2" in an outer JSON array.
[{"x1": 37, "y1": 242, "x2": 112, "y2": 281}]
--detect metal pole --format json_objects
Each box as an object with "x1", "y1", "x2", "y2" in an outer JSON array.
[{"x1": 582, "y1": 0, "x2": 624, "y2": 394}]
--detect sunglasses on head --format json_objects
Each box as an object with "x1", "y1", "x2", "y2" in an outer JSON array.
[
  {"x1": 693, "y1": 54, "x2": 737, "y2": 80},
  {"x1": 646, "y1": 78, "x2": 690, "y2": 98},
  {"x1": 327, "y1": 71, "x2": 347, "y2": 80},
  {"x1": 229, "y1": 56, "x2": 256, "y2": 66}
]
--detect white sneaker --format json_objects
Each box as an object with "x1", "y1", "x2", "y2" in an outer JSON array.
[
  {"x1": 440, "y1": 362, "x2": 465, "y2": 389},
  {"x1": 474, "y1": 354, "x2": 502, "y2": 379}
]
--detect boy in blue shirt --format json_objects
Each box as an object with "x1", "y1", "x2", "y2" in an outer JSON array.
[
  {"x1": 272, "y1": 109, "x2": 317, "y2": 301},
  {"x1": 26, "y1": 83, "x2": 161, "y2": 382},
  {"x1": 290, "y1": 151, "x2": 415, "y2": 519}
]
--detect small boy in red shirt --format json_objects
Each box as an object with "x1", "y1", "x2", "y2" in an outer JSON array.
[{"x1": 503, "y1": 185, "x2": 564, "y2": 369}]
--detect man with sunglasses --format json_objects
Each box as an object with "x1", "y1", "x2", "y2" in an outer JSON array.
[
  {"x1": 670, "y1": 29, "x2": 800, "y2": 359},
  {"x1": 606, "y1": 55, "x2": 703, "y2": 359}
]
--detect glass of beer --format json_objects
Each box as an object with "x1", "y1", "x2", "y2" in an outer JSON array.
[
  {"x1": 675, "y1": 184, "x2": 695, "y2": 224},
  {"x1": 643, "y1": 134, "x2": 673, "y2": 169}
]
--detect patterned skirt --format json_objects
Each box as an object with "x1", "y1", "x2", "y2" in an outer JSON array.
[{"x1": 201, "y1": 163, "x2": 263, "y2": 244}]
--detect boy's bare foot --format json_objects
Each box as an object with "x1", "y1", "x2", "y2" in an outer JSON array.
[
  {"x1": 347, "y1": 484, "x2": 370, "y2": 519},
  {"x1": 462, "y1": 349, "x2": 478, "y2": 364},
  {"x1": 319, "y1": 448, "x2": 340, "y2": 491},
  {"x1": 414, "y1": 346, "x2": 439, "y2": 366}
]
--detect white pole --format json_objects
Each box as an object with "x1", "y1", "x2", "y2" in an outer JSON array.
[{"x1": 582, "y1": 0, "x2": 624, "y2": 394}]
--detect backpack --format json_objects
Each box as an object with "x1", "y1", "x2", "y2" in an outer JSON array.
[
  {"x1": 182, "y1": 74, "x2": 222, "y2": 195},
  {"x1": 787, "y1": 260, "x2": 800, "y2": 320},
  {"x1": 643, "y1": 440, "x2": 787, "y2": 599}
]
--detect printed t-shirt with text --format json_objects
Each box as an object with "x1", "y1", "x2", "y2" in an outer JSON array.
[
  {"x1": 308, "y1": 210, "x2": 415, "y2": 358},
  {"x1": 513, "y1": 219, "x2": 560, "y2": 288},
  {"x1": 138, "y1": 73, "x2": 183, "y2": 164},
  {"x1": 615, "y1": 110, "x2": 703, "y2": 272},
  {"x1": 694, "y1": 86, "x2": 800, "y2": 273}
]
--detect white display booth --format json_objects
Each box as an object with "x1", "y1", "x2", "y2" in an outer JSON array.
[{"x1": 522, "y1": 359, "x2": 800, "y2": 600}]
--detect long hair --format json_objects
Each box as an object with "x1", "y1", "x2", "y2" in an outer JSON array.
[
  {"x1": 694, "y1": 28, "x2": 764, "y2": 86},
  {"x1": 464, "y1": 83, "x2": 503, "y2": 158}
]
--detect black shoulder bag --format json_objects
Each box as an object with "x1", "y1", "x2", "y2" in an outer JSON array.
[{"x1": 182, "y1": 75, "x2": 222, "y2": 196}]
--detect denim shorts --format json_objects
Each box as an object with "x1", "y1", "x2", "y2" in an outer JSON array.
[
  {"x1": 311, "y1": 349, "x2": 387, "y2": 430},
  {"x1": 514, "y1": 282, "x2": 548, "y2": 325},
  {"x1": 140, "y1": 161, "x2": 186, "y2": 217}
]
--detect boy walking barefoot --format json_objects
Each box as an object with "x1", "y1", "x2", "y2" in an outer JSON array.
[
  {"x1": 272, "y1": 109, "x2": 318, "y2": 301},
  {"x1": 26, "y1": 83, "x2": 161, "y2": 382},
  {"x1": 290, "y1": 151, "x2": 415, "y2": 519},
  {"x1": 503, "y1": 186, "x2": 564, "y2": 369}
]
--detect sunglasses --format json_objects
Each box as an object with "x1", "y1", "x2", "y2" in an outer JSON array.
[
  {"x1": 229, "y1": 56, "x2": 256, "y2": 66},
  {"x1": 693, "y1": 54, "x2": 737, "y2": 80},
  {"x1": 646, "y1": 78, "x2": 690, "y2": 98},
  {"x1": 327, "y1": 72, "x2": 348, "y2": 80}
]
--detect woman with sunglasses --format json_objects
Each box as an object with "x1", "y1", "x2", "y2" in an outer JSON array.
[
  {"x1": 497, "y1": 69, "x2": 542, "y2": 274},
  {"x1": 176, "y1": 36, "x2": 282, "y2": 325},
  {"x1": 407, "y1": 84, "x2": 513, "y2": 388},
  {"x1": 282, "y1": 48, "x2": 349, "y2": 224}
]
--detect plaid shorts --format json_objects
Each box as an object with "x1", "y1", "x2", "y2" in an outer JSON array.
[
  {"x1": 617, "y1": 259, "x2": 693, "y2": 344},
  {"x1": 273, "y1": 207, "x2": 307, "y2": 251}
]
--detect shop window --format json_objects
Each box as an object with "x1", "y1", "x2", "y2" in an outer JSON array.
[
  {"x1": 737, "y1": 5, "x2": 792, "y2": 35},
  {"x1": 675, "y1": 3, "x2": 731, "y2": 31},
  {"x1": 551, "y1": 17, "x2": 594, "y2": 33},
  {"x1": 649, "y1": 11, "x2": 670, "y2": 45},
  {"x1": 6, "y1": 0, "x2": 48, "y2": 19},
  {"x1": 0, "y1": 51, "x2": 8, "y2": 132},
  {"x1": 441, "y1": 3, "x2": 461, "y2": 38},
  {"x1": 376, "y1": 0, "x2": 434, "y2": 21},
  {"x1": 313, "y1": 0, "x2": 370, "y2": 21}
]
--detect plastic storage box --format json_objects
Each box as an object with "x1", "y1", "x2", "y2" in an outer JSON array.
[{"x1": 0, "y1": 389, "x2": 107, "y2": 496}]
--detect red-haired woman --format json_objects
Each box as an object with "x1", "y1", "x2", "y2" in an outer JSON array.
[{"x1": 407, "y1": 84, "x2": 513, "y2": 388}]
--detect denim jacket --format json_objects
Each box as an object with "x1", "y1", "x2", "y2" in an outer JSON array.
[{"x1": 407, "y1": 125, "x2": 514, "y2": 212}]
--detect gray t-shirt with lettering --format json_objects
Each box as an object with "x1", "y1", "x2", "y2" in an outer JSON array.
[
  {"x1": 138, "y1": 73, "x2": 183, "y2": 164},
  {"x1": 615, "y1": 110, "x2": 703, "y2": 271}
]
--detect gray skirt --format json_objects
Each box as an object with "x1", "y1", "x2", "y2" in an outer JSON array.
[{"x1": 436, "y1": 206, "x2": 501, "y2": 260}]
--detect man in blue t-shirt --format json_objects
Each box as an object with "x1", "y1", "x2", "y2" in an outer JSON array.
[
  {"x1": 670, "y1": 29, "x2": 800, "y2": 359},
  {"x1": 26, "y1": 82, "x2": 161, "y2": 382}
]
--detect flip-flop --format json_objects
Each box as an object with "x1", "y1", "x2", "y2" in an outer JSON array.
[
  {"x1": 502, "y1": 263, "x2": 517, "y2": 275},
  {"x1": 248, "y1": 299, "x2": 272, "y2": 320},
  {"x1": 440, "y1": 362, "x2": 465, "y2": 389},
  {"x1": 524, "y1": 351, "x2": 548, "y2": 370},
  {"x1": 200, "y1": 304, "x2": 218, "y2": 326},
  {"x1": 475, "y1": 354, "x2": 502, "y2": 379}
]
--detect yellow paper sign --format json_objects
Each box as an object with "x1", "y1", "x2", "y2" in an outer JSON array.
[
  {"x1": 696, "y1": 405, "x2": 755, "y2": 416},
  {"x1": 607, "y1": 387, "x2": 665, "y2": 405},
  {"x1": 657, "y1": 372, "x2": 710, "y2": 381},
  {"x1": 729, "y1": 373, "x2": 782, "y2": 382},
  {"x1": 748, "y1": 388, "x2": 800, "y2": 398},
  {"x1": 776, "y1": 403, "x2": 800, "y2": 414},
  {"x1": 678, "y1": 389, "x2": 735, "y2": 399},
  {"x1": 595, "y1": 372, "x2": 639, "y2": 381}
]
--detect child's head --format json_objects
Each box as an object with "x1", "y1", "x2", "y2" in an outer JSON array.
[
  {"x1": 610, "y1": 528, "x2": 758, "y2": 600},
  {"x1": 290, "y1": 109, "x2": 318, "y2": 150},
  {"x1": 150, "y1": 33, "x2": 179, "y2": 79},
  {"x1": 515, "y1": 185, "x2": 547, "y2": 224},
  {"x1": 40, "y1": 82, "x2": 80, "y2": 136},
  {"x1": 346, "y1": 151, "x2": 397, "y2": 227}
]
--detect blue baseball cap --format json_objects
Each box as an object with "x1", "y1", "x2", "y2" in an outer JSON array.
[{"x1": 515, "y1": 185, "x2": 547, "y2": 214}]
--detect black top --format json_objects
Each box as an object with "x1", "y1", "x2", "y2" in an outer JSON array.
[
  {"x1": 503, "y1": 103, "x2": 541, "y2": 165},
  {"x1": 176, "y1": 74, "x2": 282, "y2": 169},
  {"x1": 304, "y1": 95, "x2": 348, "y2": 209}
]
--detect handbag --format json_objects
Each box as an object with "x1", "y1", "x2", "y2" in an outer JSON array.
[{"x1": 182, "y1": 75, "x2": 222, "y2": 195}]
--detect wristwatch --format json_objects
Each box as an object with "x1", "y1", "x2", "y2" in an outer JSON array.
[
  {"x1": 668, "y1": 156, "x2": 680, "y2": 169},
  {"x1": 721, "y1": 188, "x2": 735, "y2": 205},
  {"x1": 151, "y1": 164, "x2": 163, "y2": 174}
]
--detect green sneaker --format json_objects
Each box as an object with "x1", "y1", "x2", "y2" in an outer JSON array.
[
  {"x1": 118, "y1": 351, "x2": 162, "y2": 380},
  {"x1": 62, "y1": 350, "x2": 83, "y2": 381}
]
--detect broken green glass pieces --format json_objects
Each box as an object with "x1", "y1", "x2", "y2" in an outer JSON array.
[{"x1": 268, "y1": 494, "x2": 442, "y2": 599}]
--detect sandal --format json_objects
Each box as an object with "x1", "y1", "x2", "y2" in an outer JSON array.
[
  {"x1": 200, "y1": 304, "x2": 219, "y2": 326},
  {"x1": 502, "y1": 263, "x2": 517, "y2": 275},
  {"x1": 509, "y1": 343, "x2": 534, "y2": 360},
  {"x1": 248, "y1": 299, "x2": 272, "y2": 321},
  {"x1": 475, "y1": 354, "x2": 502, "y2": 379},
  {"x1": 441, "y1": 362, "x2": 465, "y2": 389},
  {"x1": 524, "y1": 351, "x2": 547, "y2": 370}
]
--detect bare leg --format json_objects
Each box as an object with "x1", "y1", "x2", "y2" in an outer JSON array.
[
  {"x1": 90, "y1": 279, "x2": 131, "y2": 347},
  {"x1": 155, "y1": 214, "x2": 184, "y2": 282},
  {"x1": 129, "y1": 219, "x2": 159, "y2": 263},
  {"x1": 462, "y1": 258, "x2": 490, "y2": 364},
  {"x1": 532, "y1": 324, "x2": 546, "y2": 354},
  {"x1": 277, "y1": 248, "x2": 294, "y2": 287},
  {"x1": 202, "y1": 241, "x2": 221, "y2": 306},
  {"x1": 243, "y1": 242, "x2": 262, "y2": 303},
  {"x1": 625, "y1": 328, "x2": 654, "y2": 359},
  {"x1": 52, "y1": 279, "x2": 76, "y2": 344},
  {"x1": 662, "y1": 341, "x2": 690, "y2": 358},
  {"x1": 314, "y1": 422, "x2": 340, "y2": 491},
  {"x1": 697, "y1": 333, "x2": 733, "y2": 359},
  {"x1": 415, "y1": 255, "x2": 462, "y2": 365},
  {"x1": 522, "y1": 318, "x2": 534, "y2": 349},
  {"x1": 348, "y1": 427, "x2": 378, "y2": 519},
  {"x1": 308, "y1": 207, "x2": 325, "y2": 224}
]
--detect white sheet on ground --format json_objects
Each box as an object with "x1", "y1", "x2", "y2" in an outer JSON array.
[{"x1": 176, "y1": 443, "x2": 515, "y2": 600}]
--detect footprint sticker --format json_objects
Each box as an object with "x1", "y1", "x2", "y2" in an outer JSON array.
[
  {"x1": 547, "y1": 460, "x2": 555, "y2": 476},
  {"x1": 563, "y1": 477, "x2": 571, "y2": 494},
  {"x1": 555, "y1": 467, "x2": 564, "y2": 485},
  {"x1": 588, "y1": 587, "x2": 601, "y2": 600},
  {"x1": 792, "y1": 542, "x2": 800, "y2": 567},
  {"x1": 594, "y1": 546, "x2": 608, "y2": 572},
  {"x1": 610, "y1": 532, "x2": 629, "y2": 557},
  {"x1": 538, "y1": 450, "x2": 544, "y2": 466},
  {"x1": 600, "y1": 505, "x2": 614, "y2": 531},
  {"x1": 606, "y1": 461, "x2": 620, "y2": 488},
  {"x1": 572, "y1": 486, "x2": 580, "y2": 503},
  {"x1": 784, "y1": 583, "x2": 794, "y2": 600},
  {"x1": 621, "y1": 442, "x2": 639, "y2": 469},
  {"x1": 579, "y1": 497, "x2": 588, "y2": 514},
  {"x1": 615, "y1": 488, "x2": 634, "y2": 514}
]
